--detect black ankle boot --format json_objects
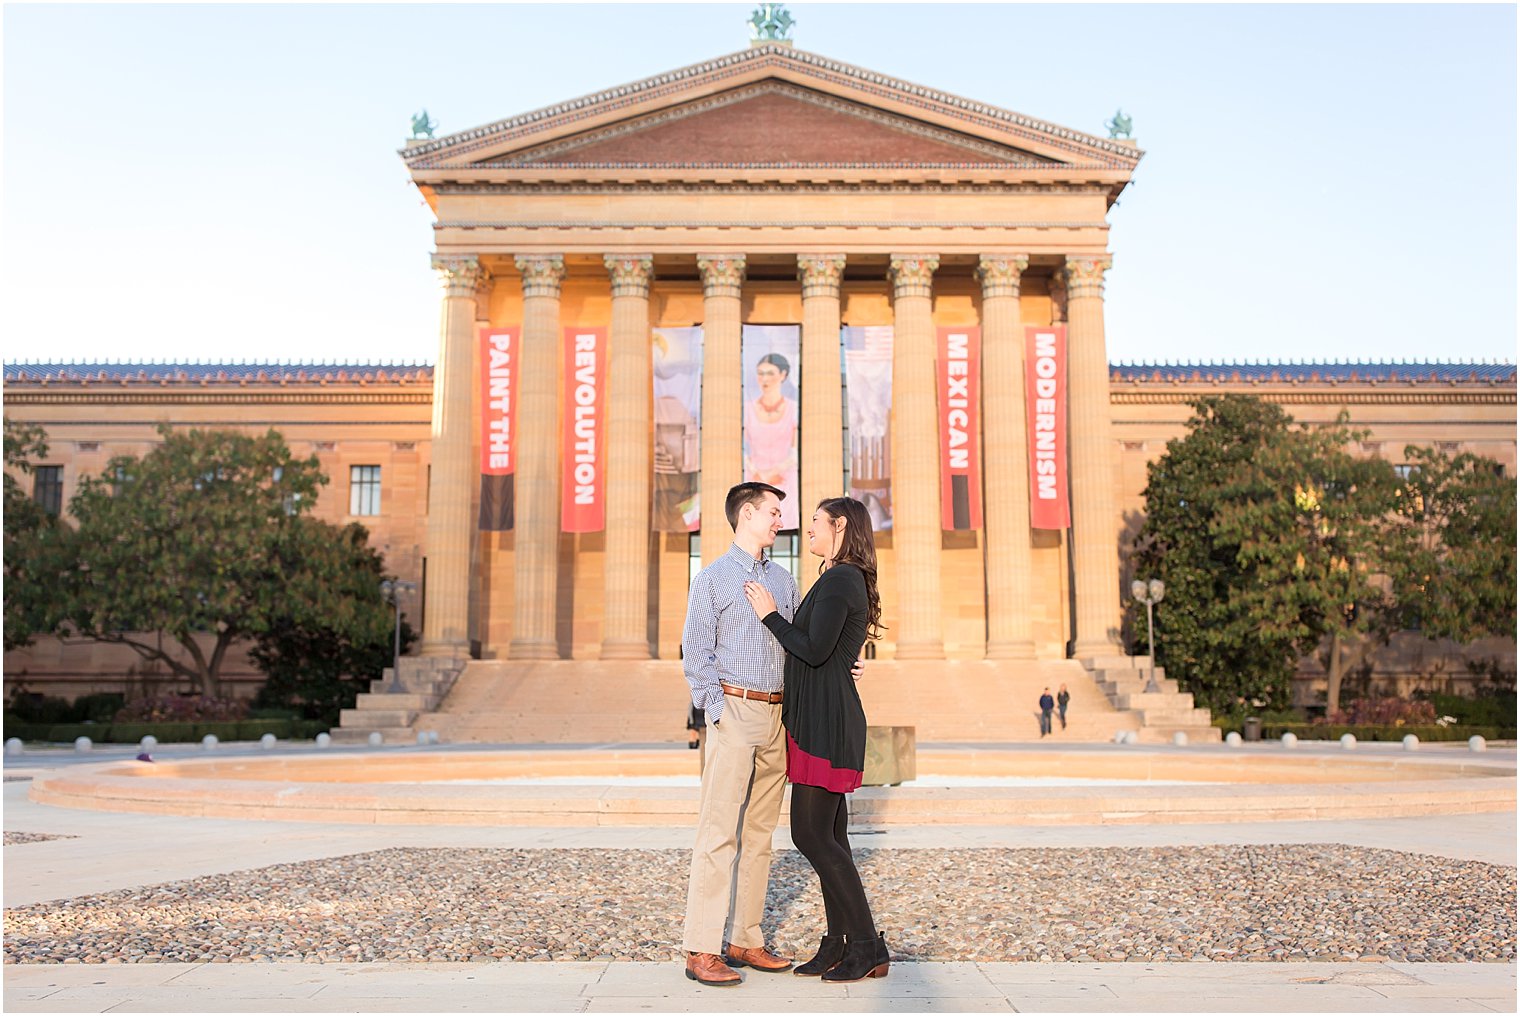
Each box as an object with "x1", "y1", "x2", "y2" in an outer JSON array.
[
  {"x1": 821, "y1": 932, "x2": 889, "y2": 982},
  {"x1": 793, "y1": 934, "x2": 845, "y2": 976}
]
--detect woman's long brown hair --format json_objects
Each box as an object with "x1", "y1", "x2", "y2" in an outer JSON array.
[{"x1": 816, "y1": 496, "x2": 884, "y2": 640}]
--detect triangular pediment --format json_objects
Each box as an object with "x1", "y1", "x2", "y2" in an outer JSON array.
[
  {"x1": 403, "y1": 44, "x2": 1141, "y2": 174},
  {"x1": 476, "y1": 83, "x2": 1060, "y2": 167}
]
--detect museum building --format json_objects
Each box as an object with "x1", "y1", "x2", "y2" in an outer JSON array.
[{"x1": 4, "y1": 39, "x2": 1515, "y2": 741}]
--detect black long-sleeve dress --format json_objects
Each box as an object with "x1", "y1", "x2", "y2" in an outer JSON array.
[{"x1": 761, "y1": 563, "x2": 870, "y2": 793}]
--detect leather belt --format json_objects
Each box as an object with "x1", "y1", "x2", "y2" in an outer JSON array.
[{"x1": 721, "y1": 683, "x2": 782, "y2": 704}]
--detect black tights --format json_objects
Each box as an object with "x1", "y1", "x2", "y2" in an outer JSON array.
[{"x1": 789, "y1": 783, "x2": 876, "y2": 939}]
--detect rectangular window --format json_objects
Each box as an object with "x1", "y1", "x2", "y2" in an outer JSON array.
[
  {"x1": 33, "y1": 466, "x2": 63, "y2": 516},
  {"x1": 350, "y1": 465, "x2": 381, "y2": 516}
]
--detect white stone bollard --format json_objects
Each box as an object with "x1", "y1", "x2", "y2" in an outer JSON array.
[
  {"x1": 1468, "y1": 735, "x2": 1487, "y2": 752},
  {"x1": 139, "y1": 735, "x2": 158, "y2": 751},
  {"x1": 260, "y1": 733, "x2": 277, "y2": 750},
  {"x1": 1402, "y1": 734, "x2": 1419, "y2": 751},
  {"x1": 201, "y1": 734, "x2": 218, "y2": 750},
  {"x1": 1225, "y1": 731, "x2": 1242, "y2": 747},
  {"x1": 416, "y1": 731, "x2": 430, "y2": 745},
  {"x1": 315, "y1": 732, "x2": 332, "y2": 748},
  {"x1": 1340, "y1": 733, "x2": 1357, "y2": 750},
  {"x1": 1172, "y1": 731, "x2": 1188, "y2": 747},
  {"x1": 74, "y1": 736, "x2": 93, "y2": 753},
  {"x1": 6, "y1": 737, "x2": 24, "y2": 756},
  {"x1": 426, "y1": 731, "x2": 441, "y2": 745},
  {"x1": 368, "y1": 732, "x2": 383, "y2": 747},
  {"x1": 1280, "y1": 732, "x2": 1298, "y2": 748}
]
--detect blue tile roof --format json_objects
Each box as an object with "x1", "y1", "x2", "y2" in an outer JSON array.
[
  {"x1": 1109, "y1": 361, "x2": 1515, "y2": 384},
  {"x1": 3, "y1": 362, "x2": 434, "y2": 383}
]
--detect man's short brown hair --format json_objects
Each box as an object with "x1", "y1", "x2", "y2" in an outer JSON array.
[{"x1": 724, "y1": 482, "x2": 786, "y2": 530}]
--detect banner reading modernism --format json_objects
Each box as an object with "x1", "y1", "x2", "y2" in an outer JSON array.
[
  {"x1": 1026, "y1": 324, "x2": 1070, "y2": 529},
  {"x1": 842, "y1": 326, "x2": 893, "y2": 532},
  {"x1": 741, "y1": 324, "x2": 801, "y2": 531},
  {"x1": 652, "y1": 326, "x2": 703, "y2": 532},
  {"x1": 478, "y1": 325, "x2": 519, "y2": 531},
  {"x1": 562, "y1": 326, "x2": 607, "y2": 533},
  {"x1": 938, "y1": 326, "x2": 983, "y2": 530}
]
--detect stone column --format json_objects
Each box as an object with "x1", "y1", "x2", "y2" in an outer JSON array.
[
  {"x1": 1064, "y1": 255, "x2": 1123, "y2": 656},
  {"x1": 797, "y1": 254, "x2": 847, "y2": 592},
  {"x1": 888, "y1": 254, "x2": 943, "y2": 660},
  {"x1": 510, "y1": 254, "x2": 567, "y2": 660},
  {"x1": 978, "y1": 254, "x2": 1037, "y2": 659},
  {"x1": 696, "y1": 254, "x2": 746, "y2": 567},
  {"x1": 469, "y1": 272, "x2": 494, "y2": 650},
  {"x1": 422, "y1": 255, "x2": 485, "y2": 656},
  {"x1": 601, "y1": 254, "x2": 655, "y2": 659}
]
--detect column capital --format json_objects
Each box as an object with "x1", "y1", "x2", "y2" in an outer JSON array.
[
  {"x1": 514, "y1": 254, "x2": 566, "y2": 299},
  {"x1": 797, "y1": 254, "x2": 847, "y2": 298},
  {"x1": 696, "y1": 253, "x2": 747, "y2": 298},
  {"x1": 888, "y1": 253, "x2": 940, "y2": 299},
  {"x1": 432, "y1": 254, "x2": 484, "y2": 298},
  {"x1": 1063, "y1": 254, "x2": 1113, "y2": 300},
  {"x1": 605, "y1": 254, "x2": 654, "y2": 298},
  {"x1": 976, "y1": 254, "x2": 1030, "y2": 298}
]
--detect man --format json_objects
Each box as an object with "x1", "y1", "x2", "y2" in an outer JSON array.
[
  {"x1": 680, "y1": 481, "x2": 799, "y2": 986},
  {"x1": 1039, "y1": 687, "x2": 1056, "y2": 737}
]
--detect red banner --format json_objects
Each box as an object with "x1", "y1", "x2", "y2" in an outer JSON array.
[
  {"x1": 480, "y1": 326, "x2": 520, "y2": 475},
  {"x1": 562, "y1": 327, "x2": 607, "y2": 533},
  {"x1": 938, "y1": 326, "x2": 983, "y2": 531},
  {"x1": 1026, "y1": 325, "x2": 1070, "y2": 530}
]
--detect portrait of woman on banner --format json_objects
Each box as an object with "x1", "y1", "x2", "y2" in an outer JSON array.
[{"x1": 743, "y1": 350, "x2": 800, "y2": 531}]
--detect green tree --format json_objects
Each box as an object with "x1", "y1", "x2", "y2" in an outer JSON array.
[
  {"x1": 54, "y1": 425, "x2": 394, "y2": 698},
  {"x1": 249, "y1": 521, "x2": 418, "y2": 725},
  {"x1": 3, "y1": 419, "x2": 65, "y2": 650}
]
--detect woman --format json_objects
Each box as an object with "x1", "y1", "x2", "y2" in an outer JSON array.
[
  {"x1": 743, "y1": 353, "x2": 799, "y2": 531},
  {"x1": 742, "y1": 496, "x2": 889, "y2": 983}
]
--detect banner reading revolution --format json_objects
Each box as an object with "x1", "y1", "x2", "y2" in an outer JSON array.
[
  {"x1": 651, "y1": 326, "x2": 703, "y2": 532},
  {"x1": 842, "y1": 326, "x2": 894, "y2": 532},
  {"x1": 1025, "y1": 324, "x2": 1070, "y2": 530},
  {"x1": 478, "y1": 325, "x2": 520, "y2": 531},
  {"x1": 938, "y1": 326, "x2": 983, "y2": 530},
  {"x1": 561, "y1": 326, "x2": 607, "y2": 533},
  {"x1": 741, "y1": 324, "x2": 801, "y2": 531}
]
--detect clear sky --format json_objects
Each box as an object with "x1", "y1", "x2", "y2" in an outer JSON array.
[{"x1": 3, "y1": 2, "x2": 1515, "y2": 366}]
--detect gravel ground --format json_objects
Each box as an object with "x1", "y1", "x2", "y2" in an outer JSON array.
[
  {"x1": 4, "y1": 845, "x2": 1512, "y2": 965},
  {"x1": 3, "y1": 831, "x2": 76, "y2": 845}
]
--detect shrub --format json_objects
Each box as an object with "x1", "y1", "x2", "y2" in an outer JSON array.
[
  {"x1": 5, "y1": 692, "x2": 74, "y2": 725},
  {"x1": 1325, "y1": 697, "x2": 1436, "y2": 727},
  {"x1": 114, "y1": 695, "x2": 249, "y2": 724},
  {"x1": 71, "y1": 693, "x2": 126, "y2": 723}
]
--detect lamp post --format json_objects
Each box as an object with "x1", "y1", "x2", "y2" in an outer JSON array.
[
  {"x1": 379, "y1": 579, "x2": 417, "y2": 692},
  {"x1": 1130, "y1": 578, "x2": 1165, "y2": 694}
]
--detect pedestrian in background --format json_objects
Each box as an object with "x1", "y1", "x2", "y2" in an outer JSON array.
[
  {"x1": 1038, "y1": 687, "x2": 1055, "y2": 737},
  {"x1": 1057, "y1": 684, "x2": 1070, "y2": 732}
]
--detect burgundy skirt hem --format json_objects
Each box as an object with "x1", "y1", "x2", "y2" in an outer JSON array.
[{"x1": 786, "y1": 731, "x2": 863, "y2": 793}]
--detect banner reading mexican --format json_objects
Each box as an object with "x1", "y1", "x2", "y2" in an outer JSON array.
[
  {"x1": 1026, "y1": 325, "x2": 1070, "y2": 530},
  {"x1": 938, "y1": 326, "x2": 983, "y2": 530},
  {"x1": 842, "y1": 326, "x2": 894, "y2": 532},
  {"x1": 478, "y1": 325, "x2": 519, "y2": 531},
  {"x1": 652, "y1": 326, "x2": 703, "y2": 532},
  {"x1": 562, "y1": 326, "x2": 607, "y2": 533}
]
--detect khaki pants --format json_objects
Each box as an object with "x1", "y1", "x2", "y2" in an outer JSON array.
[{"x1": 681, "y1": 694, "x2": 786, "y2": 954}]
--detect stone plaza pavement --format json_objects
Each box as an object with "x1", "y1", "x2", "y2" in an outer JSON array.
[{"x1": 3, "y1": 741, "x2": 1516, "y2": 1013}]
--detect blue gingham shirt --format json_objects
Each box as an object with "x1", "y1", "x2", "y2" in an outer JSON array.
[{"x1": 682, "y1": 542, "x2": 800, "y2": 725}]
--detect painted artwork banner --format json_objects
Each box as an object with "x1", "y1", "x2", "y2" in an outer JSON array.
[
  {"x1": 562, "y1": 326, "x2": 608, "y2": 533},
  {"x1": 741, "y1": 324, "x2": 801, "y2": 531},
  {"x1": 938, "y1": 326, "x2": 983, "y2": 531},
  {"x1": 1026, "y1": 324, "x2": 1071, "y2": 530},
  {"x1": 478, "y1": 325, "x2": 519, "y2": 531},
  {"x1": 652, "y1": 326, "x2": 703, "y2": 532},
  {"x1": 842, "y1": 326, "x2": 894, "y2": 532}
]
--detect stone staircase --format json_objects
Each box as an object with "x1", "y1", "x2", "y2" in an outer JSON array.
[
  {"x1": 331, "y1": 654, "x2": 469, "y2": 745},
  {"x1": 1080, "y1": 654, "x2": 1221, "y2": 744}
]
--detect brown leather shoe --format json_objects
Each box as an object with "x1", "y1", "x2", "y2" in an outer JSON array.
[
  {"x1": 725, "y1": 943, "x2": 793, "y2": 972},
  {"x1": 685, "y1": 951, "x2": 742, "y2": 986}
]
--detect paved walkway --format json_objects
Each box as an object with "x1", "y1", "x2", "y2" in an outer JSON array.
[{"x1": 4, "y1": 742, "x2": 1515, "y2": 1013}]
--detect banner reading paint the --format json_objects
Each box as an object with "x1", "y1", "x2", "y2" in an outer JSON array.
[
  {"x1": 938, "y1": 327, "x2": 983, "y2": 530},
  {"x1": 1025, "y1": 325, "x2": 1070, "y2": 530},
  {"x1": 741, "y1": 324, "x2": 802, "y2": 531},
  {"x1": 842, "y1": 326, "x2": 894, "y2": 532},
  {"x1": 562, "y1": 327, "x2": 607, "y2": 533},
  {"x1": 652, "y1": 326, "x2": 703, "y2": 533},
  {"x1": 478, "y1": 325, "x2": 519, "y2": 531}
]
